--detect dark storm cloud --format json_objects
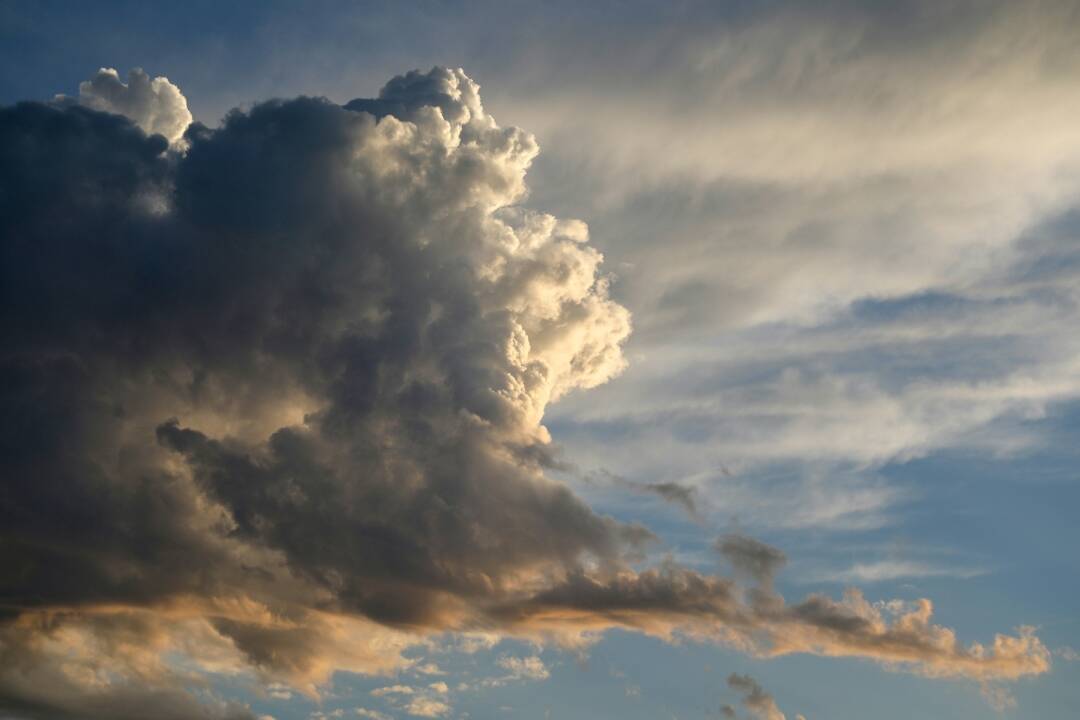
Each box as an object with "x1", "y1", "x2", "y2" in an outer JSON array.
[
  {"x1": 0, "y1": 65, "x2": 638, "y2": 717},
  {"x1": 2, "y1": 66, "x2": 633, "y2": 612},
  {"x1": 0, "y1": 65, "x2": 1050, "y2": 719}
]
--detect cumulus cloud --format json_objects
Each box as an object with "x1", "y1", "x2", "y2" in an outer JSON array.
[
  {"x1": 414, "y1": 662, "x2": 446, "y2": 675},
  {"x1": 0, "y1": 65, "x2": 1050, "y2": 718},
  {"x1": 456, "y1": 653, "x2": 552, "y2": 692},
  {"x1": 71, "y1": 67, "x2": 192, "y2": 145},
  {"x1": 370, "y1": 680, "x2": 451, "y2": 717},
  {"x1": 402, "y1": 696, "x2": 451, "y2": 718},
  {"x1": 496, "y1": 655, "x2": 550, "y2": 681},
  {"x1": 355, "y1": 710, "x2": 392, "y2": 720}
]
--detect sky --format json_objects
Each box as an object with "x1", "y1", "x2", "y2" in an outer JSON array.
[{"x1": 1, "y1": 1, "x2": 1079, "y2": 718}]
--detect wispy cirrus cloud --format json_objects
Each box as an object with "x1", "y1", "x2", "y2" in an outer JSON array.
[{"x1": 823, "y1": 560, "x2": 987, "y2": 584}]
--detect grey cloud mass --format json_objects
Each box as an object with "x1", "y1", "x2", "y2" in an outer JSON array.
[
  {"x1": 0, "y1": 64, "x2": 1052, "y2": 718},
  {"x1": 726, "y1": 673, "x2": 787, "y2": 720},
  {"x1": 1, "y1": 65, "x2": 633, "y2": 717}
]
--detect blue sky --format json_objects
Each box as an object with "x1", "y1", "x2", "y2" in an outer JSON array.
[{"x1": 2, "y1": 1, "x2": 1079, "y2": 719}]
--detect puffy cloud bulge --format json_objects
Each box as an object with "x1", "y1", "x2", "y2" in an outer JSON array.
[
  {"x1": 66, "y1": 67, "x2": 193, "y2": 146},
  {"x1": 0, "y1": 67, "x2": 1048, "y2": 717}
]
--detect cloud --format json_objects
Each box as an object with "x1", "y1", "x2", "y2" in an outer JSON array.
[
  {"x1": 512, "y1": 2, "x2": 1080, "y2": 541},
  {"x1": 622, "y1": 478, "x2": 701, "y2": 521},
  {"x1": 414, "y1": 662, "x2": 445, "y2": 675},
  {"x1": 727, "y1": 674, "x2": 786, "y2": 720},
  {"x1": 490, "y1": 553, "x2": 1049, "y2": 684},
  {"x1": 68, "y1": 67, "x2": 192, "y2": 145},
  {"x1": 823, "y1": 560, "x2": 986, "y2": 584},
  {"x1": 0, "y1": 64, "x2": 1050, "y2": 718},
  {"x1": 355, "y1": 710, "x2": 392, "y2": 720},
  {"x1": 402, "y1": 697, "x2": 450, "y2": 718},
  {"x1": 370, "y1": 682, "x2": 455, "y2": 720},
  {"x1": 718, "y1": 534, "x2": 787, "y2": 588},
  {"x1": 582, "y1": 469, "x2": 702, "y2": 521},
  {"x1": 0, "y1": 608, "x2": 260, "y2": 720},
  {"x1": 496, "y1": 655, "x2": 550, "y2": 681},
  {"x1": 371, "y1": 686, "x2": 415, "y2": 698},
  {"x1": 458, "y1": 654, "x2": 552, "y2": 691}
]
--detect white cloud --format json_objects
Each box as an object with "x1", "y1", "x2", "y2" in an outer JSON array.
[
  {"x1": 483, "y1": 4, "x2": 1080, "y2": 537},
  {"x1": 356, "y1": 709, "x2": 392, "y2": 720},
  {"x1": 403, "y1": 697, "x2": 451, "y2": 718},
  {"x1": 74, "y1": 67, "x2": 192, "y2": 145},
  {"x1": 823, "y1": 560, "x2": 986, "y2": 584},
  {"x1": 371, "y1": 685, "x2": 415, "y2": 697},
  {"x1": 496, "y1": 655, "x2": 550, "y2": 681},
  {"x1": 413, "y1": 663, "x2": 445, "y2": 675}
]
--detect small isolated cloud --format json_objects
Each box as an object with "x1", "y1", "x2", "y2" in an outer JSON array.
[
  {"x1": 356, "y1": 710, "x2": 392, "y2": 720},
  {"x1": 403, "y1": 697, "x2": 451, "y2": 718},
  {"x1": 372, "y1": 686, "x2": 415, "y2": 697},
  {"x1": 619, "y1": 476, "x2": 701, "y2": 521},
  {"x1": 726, "y1": 674, "x2": 789, "y2": 720},
  {"x1": 496, "y1": 655, "x2": 551, "y2": 681},
  {"x1": 414, "y1": 663, "x2": 446, "y2": 675},
  {"x1": 460, "y1": 654, "x2": 552, "y2": 692}
]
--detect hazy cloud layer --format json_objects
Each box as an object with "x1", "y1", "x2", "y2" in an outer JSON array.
[
  {"x1": 522, "y1": 1, "x2": 1080, "y2": 534},
  {"x1": 0, "y1": 64, "x2": 1051, "y2": 718}
]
